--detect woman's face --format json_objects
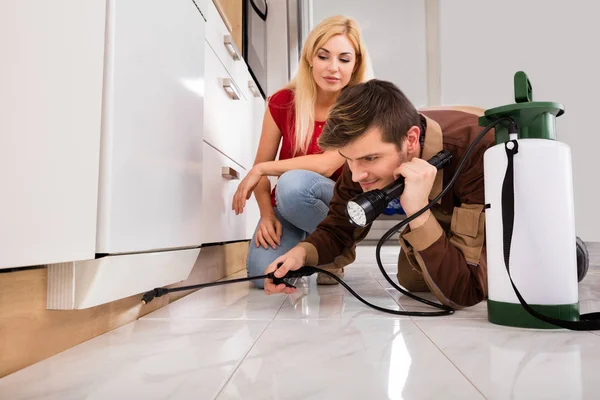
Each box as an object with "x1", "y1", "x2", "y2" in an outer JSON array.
[{"x1": 311, "y1": 34, "x2": 357, "y2": 94}]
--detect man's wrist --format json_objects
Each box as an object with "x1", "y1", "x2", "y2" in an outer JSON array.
[
  {"x1": 408, "y1": 209, "x2": 431, "y2": 230},
  {"x1": 296, "y1": 242, "x2": 318, "y2": 266},
  {"x1": 294, "y1": 246, "x2": 307, "y2": 263}
]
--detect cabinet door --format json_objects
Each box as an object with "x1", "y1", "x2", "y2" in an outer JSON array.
[
  {"x1": 96, "y1": 0, "x2": 205, "y2": 253},
  {"x1": 204, "y1": 44, "x2": 248, "y2": 167},
  {"x1": 201, "y1": 143, "x2": 248, "y2": 244},
  {"x1": 0, "y1": 1, "x2": 106, "y2": 269},
  {"x1": 204, "y1": 0, "x2": 248, "y2": 87}
]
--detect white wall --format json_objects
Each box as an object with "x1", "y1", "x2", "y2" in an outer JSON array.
[
  {"x1": 311, "y1": 0, "x2": 599, "y2": 242},
  {"x1": 312, "y1": 0, "x2": 429, "y2": 107},
  {"x1": 439, "y1": 0, "x2": 599, "y2": 242}
]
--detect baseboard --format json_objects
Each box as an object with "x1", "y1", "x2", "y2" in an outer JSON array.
[{"x1": 47, "y1": 248, "x2": 200, "y2": 310}]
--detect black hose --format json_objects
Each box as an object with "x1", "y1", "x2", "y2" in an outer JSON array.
[{"x1": 141, "y1": 117, "x2": 516, "y2": 317}]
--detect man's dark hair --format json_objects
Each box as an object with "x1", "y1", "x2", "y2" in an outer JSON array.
[{"x1": 318, "y1": 79, "x2": 420, "y2": 150}]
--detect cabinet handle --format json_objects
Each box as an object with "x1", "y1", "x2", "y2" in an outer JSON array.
[
  {"x1": 223, "y1": 35, "x2": 241, "y2": 61},
  {"x1": 221, "y1": 166, "x2": 240, "y2": 180},
  {"x1": 222, "y1": 78, "x2": 241, "y2": 100},
  {"x1": 248, "y1": 80, "x2": 261, "y2": 98}
]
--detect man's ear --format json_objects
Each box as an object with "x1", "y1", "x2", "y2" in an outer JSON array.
[{"x1": 404, "y1": 125, "x2": 421, "y2": 154}]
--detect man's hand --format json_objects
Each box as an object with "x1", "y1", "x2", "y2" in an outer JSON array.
[
  {"x1": 394, "y1": 157, "x2": 437, "y2": 229},
  {"x1": 232, "y1": 166, "x2": 263, "y2": 215},
  {"x1": 263, "y1": 246, "x2": 307, "y2": 295}
]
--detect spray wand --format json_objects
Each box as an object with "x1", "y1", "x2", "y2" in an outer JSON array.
[{"x1": 141, "y1": 265, "x2": 319, "y2": 304}]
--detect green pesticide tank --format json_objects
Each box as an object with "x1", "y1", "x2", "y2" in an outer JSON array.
[{"x1": 481, "y1": 71, "x2": 579, "y2": 329}]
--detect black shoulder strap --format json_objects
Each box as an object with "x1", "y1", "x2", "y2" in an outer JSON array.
[{"x1": 502, "y1": 140, "x2": 600, "y2": 330}]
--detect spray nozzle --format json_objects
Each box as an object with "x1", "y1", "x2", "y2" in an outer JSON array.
[
  {"x1": 141, "y1": 287, "x2": 169, "y2": 304},
  {"x1": 267, "y1": 265, "x2": 318, "y2": 288}
]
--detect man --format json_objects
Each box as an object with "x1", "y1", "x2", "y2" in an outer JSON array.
[{"x1": 263, "y1": 79, "x2": 493, "y2": 308}]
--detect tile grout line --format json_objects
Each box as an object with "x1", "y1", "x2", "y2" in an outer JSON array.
[
  {"x1": 212, "y1": 296, "x2": 288, "y2": 399},
  {"x1": 411, "y1": 319, "x2": 489, "y2": 399},
  {"x1": 369, "y1": 263, "x2": 421, "y2": 315},
  {"x1": 371, "y1": 270, "x2": 408, "y2": 312}
]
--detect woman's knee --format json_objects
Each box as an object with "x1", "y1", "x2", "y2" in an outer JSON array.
[
  {"x1": 276, "y1": 170, "x2": 317, "y2": 205},
  {"x1": 276, "y1": 170, "x2": 334, "y2": 213}
]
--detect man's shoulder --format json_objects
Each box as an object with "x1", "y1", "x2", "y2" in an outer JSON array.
[
  {"x1": 421, "y1": 107, "x2": 494, "y2": 151},
  {"x1": 420, "y1": 107, "x2": 484, "y2": 132},
  {"x1": 419, "y1": 105, "x2": 486, "y2": 117}
]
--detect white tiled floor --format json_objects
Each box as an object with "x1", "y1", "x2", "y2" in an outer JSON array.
[{"x1": 1, "y1": 244, "x2": 600, "y2": 399}]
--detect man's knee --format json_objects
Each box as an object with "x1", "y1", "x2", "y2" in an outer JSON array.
[{"x1": 396, "y1": 270, "x2": 430, "y2": 292}]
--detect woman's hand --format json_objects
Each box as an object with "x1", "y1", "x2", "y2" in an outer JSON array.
[
  {"x1": 232, "y1": 166, "x2": 263, "y2": 215},
  {"x1": 254, "y1": 213, "x2": 283, "y2": 249}
]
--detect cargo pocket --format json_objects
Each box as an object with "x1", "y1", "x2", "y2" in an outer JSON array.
[{"x1": 449, "y1": 203, "x2": 485, "y2": 265}]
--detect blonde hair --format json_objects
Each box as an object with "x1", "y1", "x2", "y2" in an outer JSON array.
[{"x1": 284, "y1": 15, "x2": 370, "y2": 156}]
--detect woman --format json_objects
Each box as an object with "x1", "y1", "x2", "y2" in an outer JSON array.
[{"x1": 232, "y1": 15, "x2": 370, "y2": 288}]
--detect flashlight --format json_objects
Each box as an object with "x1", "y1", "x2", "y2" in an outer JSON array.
[{"x1": 346, "y1": 150, "x2": 453, "y2": 227}]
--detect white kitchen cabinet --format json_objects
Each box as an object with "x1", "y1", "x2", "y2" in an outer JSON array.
[
  {"x1": 96, "y1": 0, "x2": 206, "y2": 253},
  {"x1": 204, "y1": 0, "x2": 249, "y2": 88},
  {"x1": 201, "y1": 143, "x2": 248, "y2": 243},
  {"x1": 0, "y1": 0, "x2": 106, "y2": 269},
  {"x1": 203, "y1": 43, "x2": 248, "y2": 169},
  {"x1": 201, "y1": 0, "x2": 265, "y2": 244},
  {"x1": 1, "y1": 0, "x2": 264, "y2": 270},
  {"x1": 46, "y1": 0, "x2": 207, "y2": 309}
]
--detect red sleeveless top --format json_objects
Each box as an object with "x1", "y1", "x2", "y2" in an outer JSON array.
[{"x1": 267, "y1": 89, "x2": 343, "y2": 207}]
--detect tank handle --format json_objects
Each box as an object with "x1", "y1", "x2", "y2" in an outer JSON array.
[{"x1": 514, "y1": 71, "x2": 533, "y2": 103}]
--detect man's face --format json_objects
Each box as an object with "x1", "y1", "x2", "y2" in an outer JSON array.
[{"x1": 338, "y1": 126, "x2": 406, "y2": 192}]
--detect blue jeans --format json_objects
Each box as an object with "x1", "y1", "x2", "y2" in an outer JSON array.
[{"x1": 246, "y1": 170, "x2": 335, "y2": 288}]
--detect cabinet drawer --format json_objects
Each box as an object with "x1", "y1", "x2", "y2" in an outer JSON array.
[
  {"x1": 201, "y1": 142, "x2": 248, "y2": 244},
  {"x1": 204, "y1": 0, "x2": 248, "y2": 86},
  {"x1": 204, "y1": 44, "x2": 249, "y2": 167}
]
